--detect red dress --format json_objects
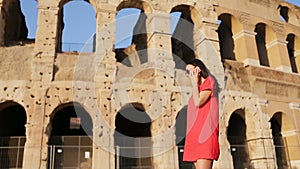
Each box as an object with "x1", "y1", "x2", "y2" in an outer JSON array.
[{"x1": 183, "y1": 76, "x2": 220, "y2": 161}]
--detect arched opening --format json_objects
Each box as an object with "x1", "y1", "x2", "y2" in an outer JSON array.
[
  {"x1": 255, "y1": 23, "x2": 269, "y2": 67},
  {"x1": 279, "y1": 6, "x2": 289, "y2": 22},
  {"x1": 270, "y1": 112, "x2": 289, "y2": 169},
  {"x1": 279, "y1": 3, "x2": 300, "y2": 24},
  {"x1": 48, "y1": 103, "x2": 93, "y2": 169},
  {"x1": 114, "y1": 8, "x2": 148, "y2": 67},
  {"x1": 286, "y1": 34, "x2": 298, "y2": 73},
  {"x1": 0, "y1": 101, "x2": 26, "y2": 169},
  {"x1": 1, "y1": 0, "x2": 28, "y2": 46},
  {"x1": 226, "y1": 110, "x2": 251, "y2": 169},
  {"x1": 57, "y1": 0, "x2": 96, "y2": 53},
  {"x1": 171, "y1": 5, "x2": 195, "y2": 70},
  {"x1": 20, "y1": 0, "x2": 38, "y2": 40},
  {"x1": 217, "y1": 14, "x2": 235, "y2": 61},
  {"x1": 175, "y1": 106, "x2": 193, "y2": 169},
  {"x1": 114, "y1": 103, "x2": 152, "y2": 168}
]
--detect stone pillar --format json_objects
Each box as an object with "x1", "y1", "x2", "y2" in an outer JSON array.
[
  {"x1": 215, "y1": 112, "x2": 234, "y2": 169},
  {"x1": 232, "y1": 28, "x2": 260, "y2": 66},
  {"x1": 246, "y1": 101, "x2": 276, "y2": 169},
  {"x1": 93, "y1": 7, "x2": 117, "y2": 169},
  {"x1": 246, "y1": 133, "x2": 276, "y2": 168},
  {"x1": 93, "y1": 127, "x2": 114, "y2": 169},
  {"x1": 294, "y1": 50, "x2": 300, "y2": 72},
  {"x1": 146, "y1": 11, "x2": 174, "y2": 69},
  {"x1": 32, "y1": 5, "x2": 60, "y2": 82},
  {"x1": 147, "y1": 89, "x2": 178, "y2": 169},
  {"x1": 266, "y1": 33, "x2": 291, "y2": 73},
  {"x1": 95, "y1": 8, "x2": 116, "y2": 62},
  {"x1": 22, "y1": 86, "x2": 48, "y2": 169},
  {"x1": 194, "y1": 17, "x2": 225, "y2": 89},
  {"x1": 151, "y1": 119, "x2": 179, "y2": 169}
]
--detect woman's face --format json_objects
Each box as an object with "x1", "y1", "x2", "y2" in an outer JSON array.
[
  {"x1": 186, "y1": 64, "x2": 201, "y2": 76},
  {"x1": 185, "y1": 64, "x2": 195, "y2": 76}
]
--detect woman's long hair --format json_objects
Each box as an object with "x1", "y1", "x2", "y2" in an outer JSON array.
[{"x1": 187, "y1": 59, "x2": 210, "y2": 78}]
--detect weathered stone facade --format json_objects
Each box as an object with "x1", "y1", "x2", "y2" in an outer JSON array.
[{"x1": 0, "y1": 0, "x2": 300, "y2": 168}]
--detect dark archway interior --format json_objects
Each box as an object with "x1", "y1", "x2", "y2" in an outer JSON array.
[
  {"x1": 175, "y1": 106, "x2": 193, "y2": 169},
  {"x1": 114, "y1": 103, "x2": 152, "y2": 168},
  {"x1": 0, "y1": 104, "x2": 26, "y2": 137},
  {"x1": 227, "y1": 111, "x2": 252, "y2": 169},
  {"x1": 270, "y1": 112, "x2": 289, "y2": 169},
  {"x1": 51, "y1": 105, "x2": 93, "y2": 137},
  {"x1": 217, "y1": 14, "x2": 235, "y2": 61},
  {"x1": 0, "y1": 102, "x2": 26, "y2": 168},
  {"x1": 115, "y1": 106, "x2": 151, "y2": 137},
  {"x1": 171, "y1": 5, "x2": 195, "y2": 70},
  {"x1": 286, "y1": 34, "x2": 298, "y2": 73},
  {"x1": 280, "y1": 6, "x2": 289, "y2": 22},
  {"x1": 48, "y1": 104, "x2": 93, "y2": 169},
  {"x1": 255, "y1": 23, "x2": 269, "y2": 67}
]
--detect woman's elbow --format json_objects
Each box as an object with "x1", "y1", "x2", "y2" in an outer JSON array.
[{"x1": 195, "y1": 101, "x2": 205, "y2": 107}]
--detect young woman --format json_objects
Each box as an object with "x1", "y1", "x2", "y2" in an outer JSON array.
[{"x1": 183, "y1": 59, "x2": 220, "y2": 169}]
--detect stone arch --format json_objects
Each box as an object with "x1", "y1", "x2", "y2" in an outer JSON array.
[
  {"x1": 0, "y1": 101, "x2": 27, "y2": 169},
  {"x1": 270, "y1": 112, "x2": 291, "y2": 169},
  {"x1": 114, "y1": 102, "x2": 152, "y2": 169},
  {"x1": 116, "y1": 0, "x2": 153, "y2": 13},
  {"x1": 279, "y1": 5, "x2": 289, "y2": 22},
  {"x1": 56, "y1": 0, "x2": 96, "y2": 53},
  {"x1": 278, "y1": 5, "x2": 299, "y2": 26},
  {"x1": 47, "y1": 102, "x2": 93, "y2": 168},
  {"x1": 114, "y1": 5, "x2": 148, "y2": 66},
  {"x1": 220, "y1": 93, "x2": 270, "y2": 164},
  {"x1": 226, "y1": 109, "x2": 252, "y2": 169},
  {"x1": 49, "y1": 101, "x2": 93, "y2": 136},
  {"x1": 222, "y1": 96, "x2": 265, "y2": 136},
  {"x1": 58, "y1": 0, "x2": 97, "y2": 11}
]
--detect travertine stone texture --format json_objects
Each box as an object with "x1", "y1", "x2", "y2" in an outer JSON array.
[{"x1": 0, "y1": 0, "x2": 300, "y2": 169}]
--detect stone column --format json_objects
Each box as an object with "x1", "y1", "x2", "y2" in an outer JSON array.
[
  {"x1": 266, "y1": 33, "x2": 291, "y2": 73},
  {"x1": 232, "y1": 28, "x2": 260, "y2": 66},
  {"x1": 151, "y1": 117, "x2": 179, "y2": 169},
  {"x1": 194, "y1": 17, "x2": 225, "y2": 89},
  {"x1": 145, "y1": 11, "x2": 177, "y2": 168},
  {"x1": 95, "y1": 7, "x2": 116, "y2": 62},
  {"x1": 93, "y1": 6, "x2": 117, "y2": 169},
  {"x1": 146, "y1": 11, "x2": 174, "y2": 69},
  {"x1": 246, "y1": 134, "x2": 276, "y2": 168},
  {"x1": 294, "y1": 50, "x2": 300, "y2": 72},
  {"x1": 32, "y1": 5, "x2": 60, "y2": 82},
  {"x1": 246, "y1": 101, "x2": 276, "y2": 169},
  {"x1": 22, "y1": 85, "x2": 48, "y2": 169}
]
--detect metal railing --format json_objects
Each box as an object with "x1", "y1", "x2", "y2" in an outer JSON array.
[
  {"x1": 48, "y1": 136, "x2": 93, "y2": 169},
  {"x1": 60, "y1": 42, "x2": 95, "y2": 53},
  {"x1": 48, "y1": 145, "x2": 93, "y2": 169},
  {"x1": 0, "y1": 135, "x2": 299, "y2": 169},
  {"x1": 0, "y1": 137, "x2": 26, "y2": 169}
]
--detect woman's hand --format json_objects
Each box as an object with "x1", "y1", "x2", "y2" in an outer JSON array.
[{"x1": 189, "y1": 66, "x2": 201, "y2": 84}]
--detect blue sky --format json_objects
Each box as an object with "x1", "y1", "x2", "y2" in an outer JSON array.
[{"x1": 20, "y1": 0, "x2": 300, "y2": 51}]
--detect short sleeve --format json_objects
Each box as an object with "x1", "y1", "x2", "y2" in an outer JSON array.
[{"x1": 200, "y1": 76, "x2": 212, "y2": 91}]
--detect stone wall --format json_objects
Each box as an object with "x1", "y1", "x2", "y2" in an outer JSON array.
[{"x1": 0, "y1": 0, "x2": 300, "y2": 168}]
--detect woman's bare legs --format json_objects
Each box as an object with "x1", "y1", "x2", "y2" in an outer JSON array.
[{"x1": 194, "y1": 159, "x2": 213, "y2": 169}]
